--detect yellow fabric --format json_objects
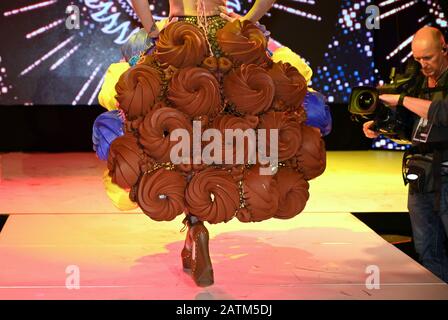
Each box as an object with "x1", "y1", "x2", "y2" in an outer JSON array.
[
  {"x1": 98, "y1": 62, "x2": 130, "y2": 111},
  {"x1": 102, "y1": 169, "x2": 138, "y2": 211},
  {"x1": 156, "y1": 19, "x2": 169, "y2": 31},
  {"x1": 271, "y1": 47, "x2": 313, "y2": 84}
]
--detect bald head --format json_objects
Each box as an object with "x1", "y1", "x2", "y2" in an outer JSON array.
[
  {"x1": 412, "y1": 26, "x2": 448, "y2": 80},
  {"x1": 412, "y1": 26, "x2": 446, "y2": 51}
]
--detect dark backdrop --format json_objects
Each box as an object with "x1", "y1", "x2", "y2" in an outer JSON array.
[
  {"x1": 1, "y1": 0, "x2": 447, "y2": 152},
  {"x1": 0, "y1": 104, "x2": 372, "y2": 152}
]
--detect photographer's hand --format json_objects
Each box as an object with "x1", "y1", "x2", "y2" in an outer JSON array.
[
  {"x1": 379, "y1": 94, "x2": 400, "y2": 107},
  {"x1": 363, "y1": 120, "x2": 380, "y2": 139}
]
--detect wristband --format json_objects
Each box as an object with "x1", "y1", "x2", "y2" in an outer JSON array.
[{"x1": 398, "y1": 92, "x2": 406, "y2": 106}]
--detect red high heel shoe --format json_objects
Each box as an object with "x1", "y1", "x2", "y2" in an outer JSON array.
[{"x1": 181, "y1": 215, "x2": 214, "y2": 287}]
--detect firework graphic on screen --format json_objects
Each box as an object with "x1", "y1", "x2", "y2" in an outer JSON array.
[{"x1": 0, "y1": 0, "x2": 445, "y2": 106}]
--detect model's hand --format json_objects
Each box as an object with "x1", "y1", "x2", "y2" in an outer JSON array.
[
  {"x1": 130, "y1": 0, "x2": 159, "y2": 38},
  {"x1": 218, "y1": 5, "x2": 270, "y2": 39},
  {"x1": 218, "y1": 5, "x2": 242, "y2": 22},
  {"x1": 363, "y1": 120, "x2": 379, "y2": 139},
  {"x1": 147, "y1": 23, "x2": 160, "y2": 38},
  {"x1": 379, "y1": 94, "x2": 400, "y2": 107}
]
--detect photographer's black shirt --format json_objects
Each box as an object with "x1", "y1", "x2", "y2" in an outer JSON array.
[
  {"x1": 414, "y1": 69, "x2": 448, "y2": 162},
  {"x1": 428, "y1": 99, "x2": 448, "y2": 127}
]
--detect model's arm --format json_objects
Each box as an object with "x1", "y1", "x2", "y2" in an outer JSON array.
[
  {"x1": 131, "y1": 0, "x2": 159, "y2": 36},
  {"x1": 243, "y1": 0, "x2": 277, "y2": 22}
]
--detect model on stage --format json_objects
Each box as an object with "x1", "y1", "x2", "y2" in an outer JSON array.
[{"x1": 96, "y1": 0, "x2": 328, "y2": 287}]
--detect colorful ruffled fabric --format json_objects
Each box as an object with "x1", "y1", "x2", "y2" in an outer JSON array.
[
  {"x1": 98, "y1": 62, "x2": 130, "y2": 111},
  {"x1": 92, "y1": 110, "x2": 124, "y2": 161},
  {"x1": 102, "y1": 169, "x2": 138, "y2": 211},
  {"x1": 303, "y1": 91, "x2": 332, "y2": 136}
]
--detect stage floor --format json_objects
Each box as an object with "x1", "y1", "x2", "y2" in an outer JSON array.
[
  {"x1": 0, "y1": 151, "x2": 447, "y2": 299},
  {"x1": 0, "y1": 151, "x2": 409, "y2": 214}
]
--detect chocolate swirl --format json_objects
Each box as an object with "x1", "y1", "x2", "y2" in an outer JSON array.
[
  {"x1": 224, "y1": 64, "x2": 274, "y2": 115},
  {"x1": 295, "y1": 125, "x2": 326, "y2": 180},
  {"x1": 175, "y1": 156, "x2": 207, "y2": 176},
  {"x1": 138, "y1": 107, "x2": 192, "y2": 163},
  {"x1": 155, "y1": 21, "x2": 208, "y2": 68},
  {"x1": 185, "y1": 168, "x2": 240, "y2": 224},
  {"x1": 237, "y1": 164, "x2": 279, "y2": 222},
  {"x1": 216, "y1": 20, "x2": 269, "y2": 65},
  {"x1": 275, "y1": 168, "x2": 309, "y2": 219},
  {"x1": 211, "y1": 114, "x2": 259, "y2": 164},
  {"x1": 259, "y1": 112, "x2": 303, "y2": 162},
  {"x1": 167, "y1": 67, "x2": 221, "y2": 118},
  {"x1": 212, "y1": 114, "x2": 259, "y2": 131},
  {"x1": 107, "y1": 133, "x2": 144, "y2": 189},
  {"x1": 268, "y1": 61, "x2": 307, "y2": 110},
  {"x1": 137, "y1": 168, "x2": 186, "y2": 221},
  {"x1": 115, "y1": 64, "x2": 162, "y2": 120}
]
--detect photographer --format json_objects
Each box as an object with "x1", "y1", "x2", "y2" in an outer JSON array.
[{"x1": 363, "y1": 26, "x2": 448, "y2": 282}]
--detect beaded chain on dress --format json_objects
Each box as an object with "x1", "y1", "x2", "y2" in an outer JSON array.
[{"x1": 169, "y1": 0, "x2": 226, "y2": 57}]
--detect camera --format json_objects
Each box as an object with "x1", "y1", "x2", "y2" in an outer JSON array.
[{"x1": 348, "y1": 60, "x2": 422, "y2": 144}]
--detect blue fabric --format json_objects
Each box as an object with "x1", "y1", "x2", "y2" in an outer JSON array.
[
  {"x1": 92, "y1": 110, "x2": 124, "y2": 161},
  {"x1": 128, "y1": 54, "x2": 140, "y2": 67},
  {"x1": 303, "y1": 91, "x2": 332, "y2": 136},
  {"x1": 408, "y1": 178, "x2": 448, "y2": 282}
]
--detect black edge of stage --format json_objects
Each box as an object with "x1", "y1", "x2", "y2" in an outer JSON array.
[
  {"x1": 0, "y1": 103, "x2": 373, "y2": 152},
  {"x1": 0, "y1": 214, "x2": 9, "y2": 233},
  {"x1": 0, "y1": 300, "x2": 446, "y2": 318},
  {"x1": 352, "y1": 212, "x2": 419, "y2": 262},
  {"x1": 352, "y1": 212, "x2": 413, "y2": 239},
  {"x1": 0, "y1": 105, "x2": 105, "y2": 152}
]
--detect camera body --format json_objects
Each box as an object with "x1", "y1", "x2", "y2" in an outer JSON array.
[{"x1": 348, "y1": 60, "x2": 422, "y2": 144}]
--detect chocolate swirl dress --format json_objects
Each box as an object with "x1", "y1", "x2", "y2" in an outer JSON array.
[{"x1": 107, "y1": 15, "x2": 326, "y2": 225}]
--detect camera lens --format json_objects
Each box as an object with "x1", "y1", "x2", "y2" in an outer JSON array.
[{"x1": 357, "y1": 92, "x2": 375, "y2": 110}]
